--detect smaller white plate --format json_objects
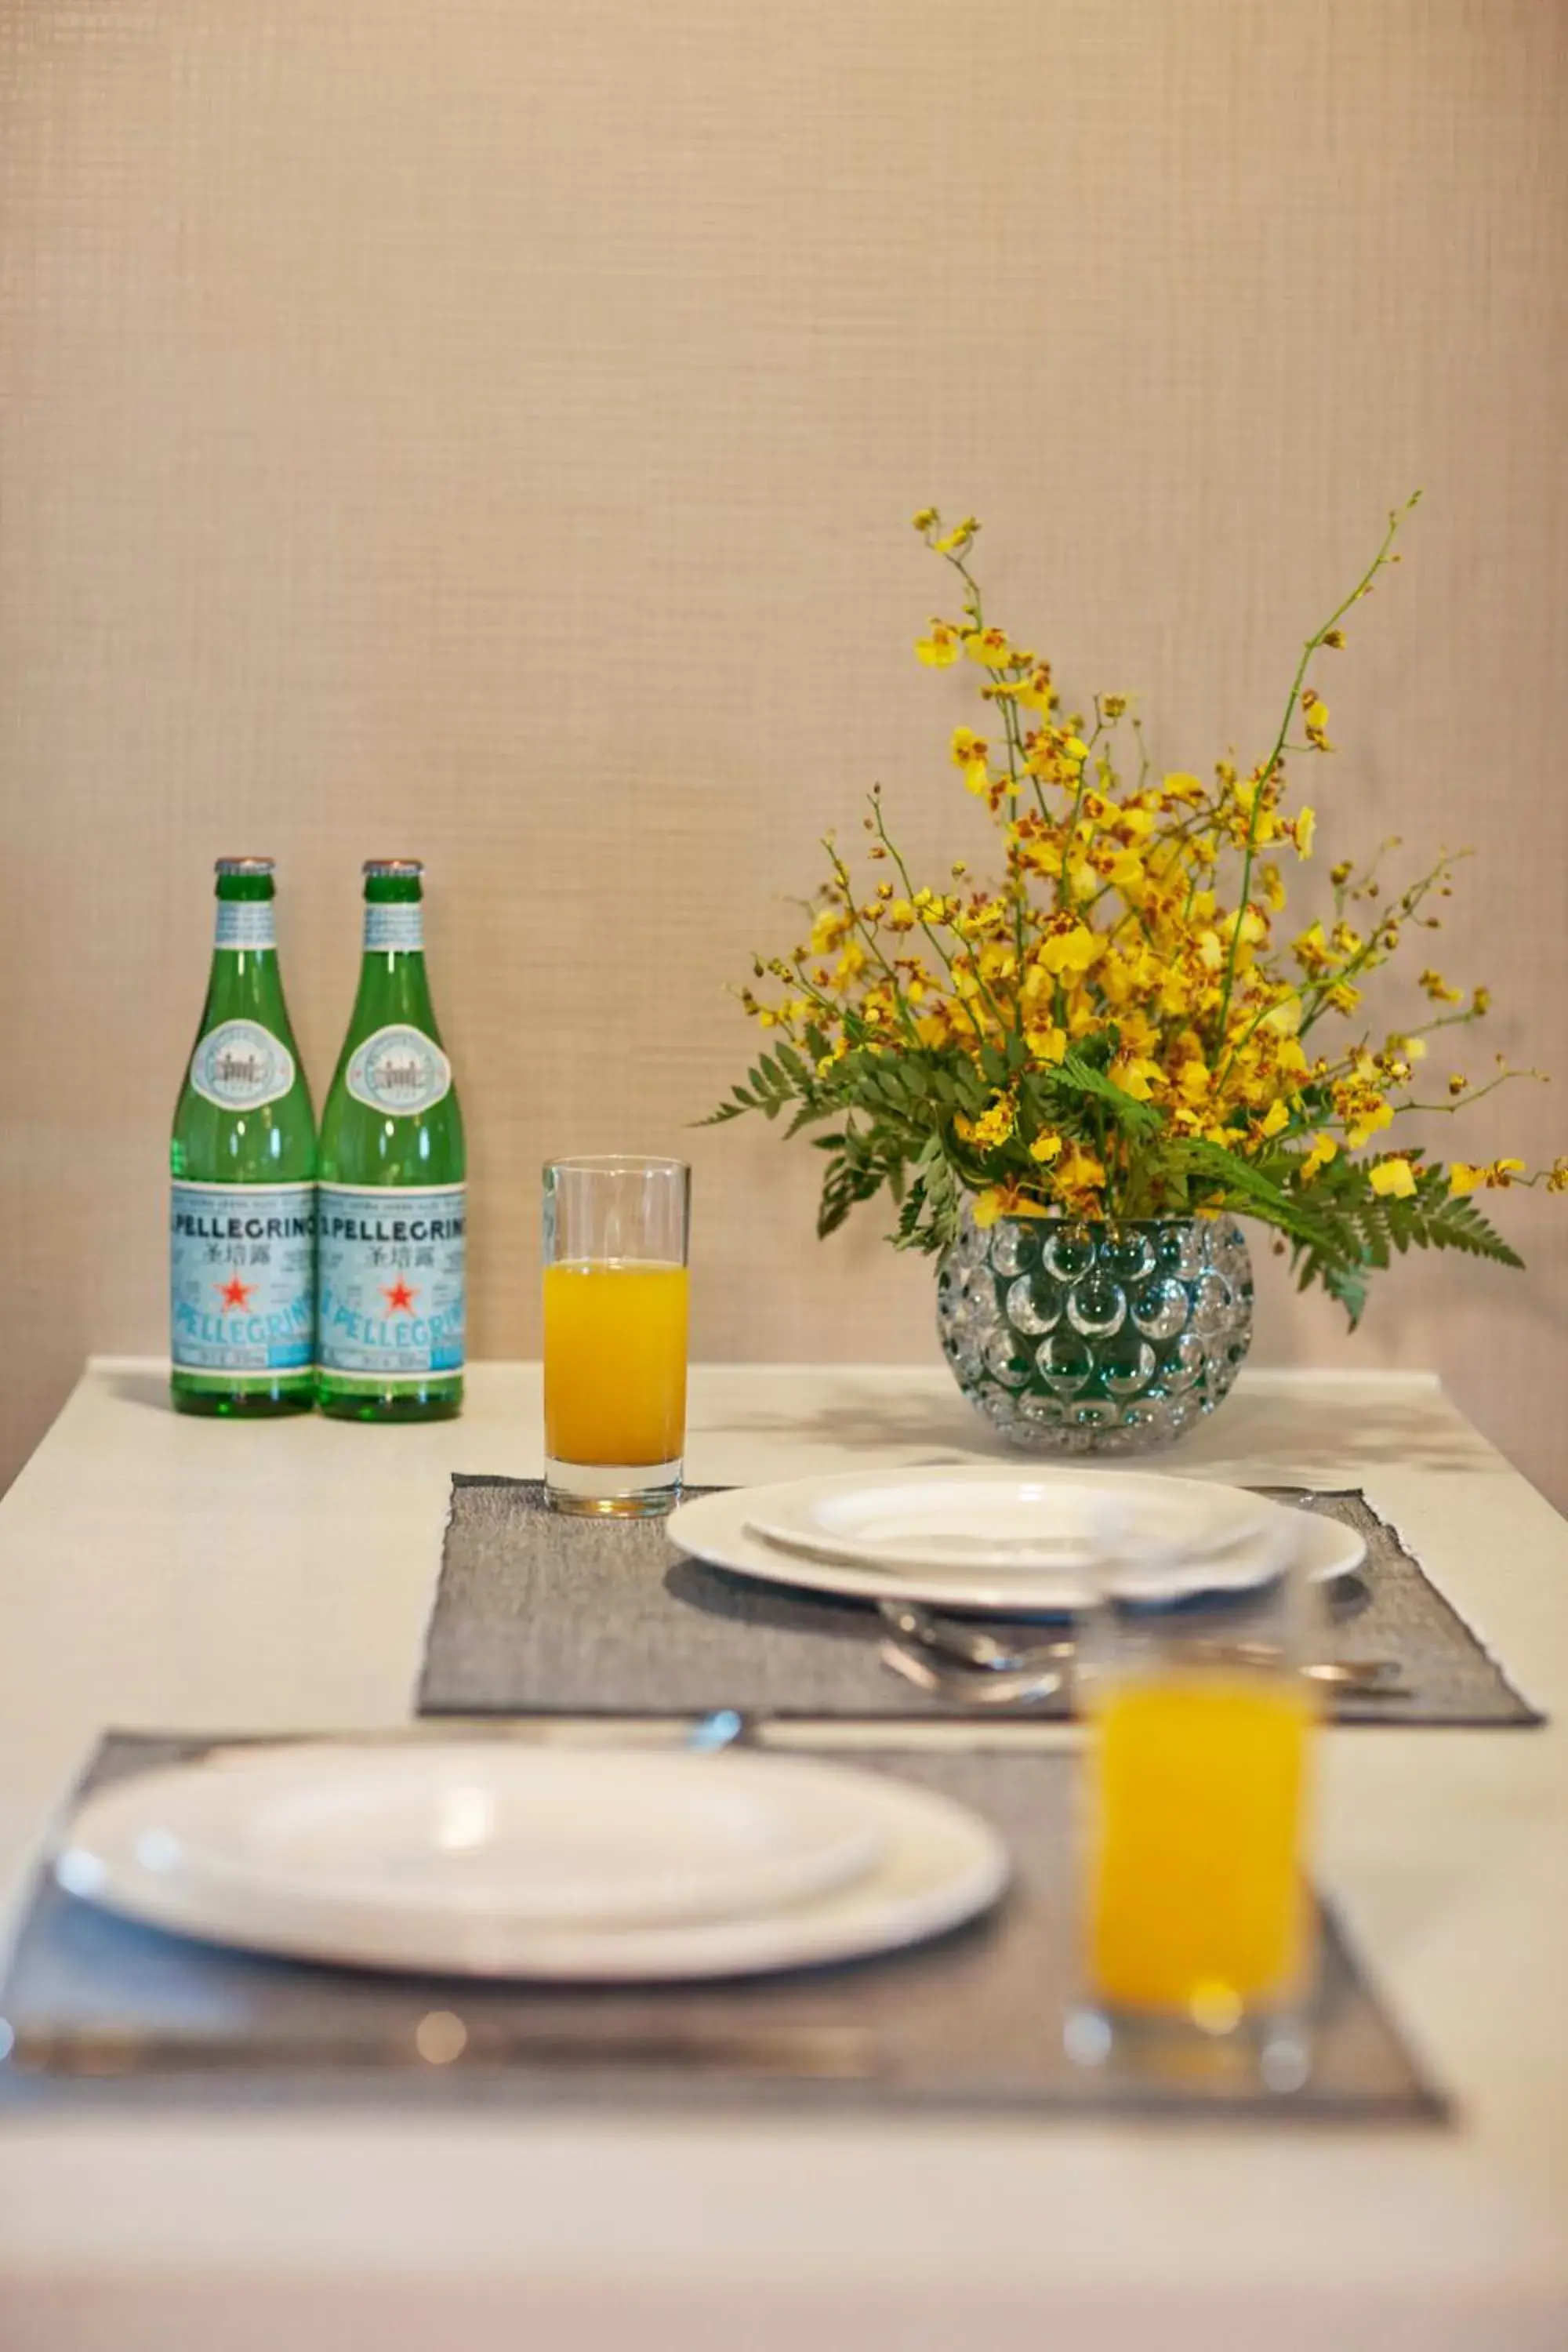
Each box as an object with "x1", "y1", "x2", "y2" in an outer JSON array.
[
  {"x1": 745, "y1": 1466, "x2": 1271, "y2": 1577},
  {"x1": 55, "y1": 1744, "x2": 1010, "y2": 1981},
  {"x1": 670, "y1": 1484, "x2": 1366, "y2": 1615},
  {"x1": 60, "y1": 1746, "x2": 883, "y2": 1935}
]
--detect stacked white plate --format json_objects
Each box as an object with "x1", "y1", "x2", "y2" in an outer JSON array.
[
  {"x1": 55, "y1": 1741, "x2": 1010, "y2": 1980},
  {"x1": 668, "y1": 1465, "x2": 1366, "y2": 1615}
]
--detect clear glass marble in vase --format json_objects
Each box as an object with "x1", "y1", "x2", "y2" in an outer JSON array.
[{"x1": 935, "y1": 1207, "x2": 1254, "y2": 1456}]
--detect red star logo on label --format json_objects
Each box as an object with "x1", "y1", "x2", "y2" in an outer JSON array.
[
  {"x1": 382, "y1": 1279, "x2": 418, "y2": 1314},
  {"x1": 216, "y1": 1276, "x2": 256, "y2": 1311}
]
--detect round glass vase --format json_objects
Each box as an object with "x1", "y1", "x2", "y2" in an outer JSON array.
[{"x1": 935, "y1": 1207, "x2": 1254, "y2": 1456}]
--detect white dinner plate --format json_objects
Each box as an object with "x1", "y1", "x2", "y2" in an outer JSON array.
[
  {"x1": 670, "y1": 1482, "x2": 1366, "y2": 1614},
  {"x1": 744, "y1": 1465, "x2": 1272, "y2": 1577},
  {"x1": 55, "y1": 1743, "x2": 1009, "y2": 1981},
  {"x1": 58, "y1": 1745, "x2": 883, "y2": 1936}
]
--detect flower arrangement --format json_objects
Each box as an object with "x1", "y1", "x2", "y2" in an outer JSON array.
[{"x1": 714, "y1": 500, "x2": 1563, "y2": 1323}]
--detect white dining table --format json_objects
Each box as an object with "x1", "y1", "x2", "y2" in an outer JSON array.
[{"x1": 1, "y1": 1358, "x2": 1566, "y2": 2351}]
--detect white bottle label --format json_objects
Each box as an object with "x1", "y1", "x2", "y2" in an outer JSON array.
[
  {"x1": 344, "y1": 1025, "x2": 452, "y2": 1115},
  {"x1": 189, "y1": 1019, "x2": 296, "y2": 1109},
  {"x1": 170, "y1": 1181, "x2": 315, "y2": 1374},
  {"x1": 215, "y1": 902, "x2": 277, "y2": 949},
  {"x1": 364, "y1": 903, "x2": 423, "y2": 952},
  {"x1": 317, "y1": 1183, "x2": 466, "y2": 1379}
]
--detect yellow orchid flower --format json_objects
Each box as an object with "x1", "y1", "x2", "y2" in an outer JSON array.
[
  {"x1": 1054, "y1": 1145, "x2": 1107, "y2": 1191},
  {"x1": 950, "y1": 726, "x2": 990, "y2": 793},
  {"x1": 1111, "y1": 1054, "x2": 1164, "y2": 1102},
  {"x1": 1345, "y1": 1102, "x2": 1393, "y2": 1149},
  {"x1": 1024, "y1": 1022, "x2": 1068, "y2": 1064},
  {"x1": 1302, "y1": 694, "x2": 1333, "y2": 750},
  {"x1": 916, "y1": 620, "x2": 961, "y2": 668},
  {"x1": 1292, "y1": 920, "x2": 1331, "y2": 974},
  {"x1": 1301, "y1": 1134, "x2": 1338, "y2": 1181},
  {"x1": 973, "y1": 1181, "x2": 1048, "y2": 1228},
  {"x1": 1450, "y1": 1158, "x2": 1524, "y2": 1195},
  {"x1": 955, "y1": 1090, "x2": 1017, "y2": 1152},
  {"x1": 1037, "y1": 918, "x2": 1099, "y2": 977}
]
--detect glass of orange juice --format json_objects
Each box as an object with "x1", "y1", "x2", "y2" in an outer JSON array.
[
  {"x1": 1069, "y1": 1546, "x2": 1323, "y2": 2089},
  {"x1": 542, "y1": 1156, "x2": 690, "y2": 1516}
]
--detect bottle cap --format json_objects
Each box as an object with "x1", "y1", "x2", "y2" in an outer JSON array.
[
  {"x1": 363, "y1": 858, "x2": 424, "y2": 877},
  {"x1": 215, "y1": 856, "x2": 275, "y2": 875}
]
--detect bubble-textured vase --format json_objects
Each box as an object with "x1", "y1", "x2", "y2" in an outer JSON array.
[{"x1": 935, "y1": 1209, "x2": 1254, "y2": 1455}]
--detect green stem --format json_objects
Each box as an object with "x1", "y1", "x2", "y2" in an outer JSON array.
[
  {"x1": 862, "y1": 801, "x2": 998, "y2": 1044},
  {"x1": 1212, "y1": 498, "x2": 1415, "y2": 1054},
  {"x1": 1131, "y1": 710, "x2": 1152, "y2": 790},
  {"x1": 1395, "y1": 1067, "x2": 1537, "y2": 1116},
  {"x1": 821, "y1": 843, "x2": 926, "y2": 1049},
  {"x1": 1295, "y1": 858, "x2": 1454, "y2": 1037}
]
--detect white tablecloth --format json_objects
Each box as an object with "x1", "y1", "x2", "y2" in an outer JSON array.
[{"x1": 2, "y1": 1360, "x2": 1566, "y2": 2350}]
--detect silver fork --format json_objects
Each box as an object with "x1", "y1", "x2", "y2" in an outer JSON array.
[
  {"x1": 877, "y1": 1600, "x2": 1076, "y2": 1675},
  {"x1": 878, "y1": 1639, "x2": 1065, "y2": 1708},
  {"x1": 877, "y1": 1599, "x2": 1409, "y2": 1694}
]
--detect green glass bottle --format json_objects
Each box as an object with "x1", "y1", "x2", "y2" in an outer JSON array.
[
  {"x1": 169, "y1": 858, "x2": 317, "y2": 1415},
  {"x1": 316, "y1": 860, "x2": 466, "y2": 1420}
]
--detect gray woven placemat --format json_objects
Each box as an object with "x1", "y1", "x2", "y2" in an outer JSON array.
[
  {"x1": 418, "y1": 1480, "x2": 1541, "y2": 1727},
  {"x1": 0, "y1": 1732, "x2": 1443, "y2": 2122}
]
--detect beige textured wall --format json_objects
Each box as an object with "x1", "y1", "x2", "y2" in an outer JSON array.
[{"x1": 2, "y1": 0, "x2": 1565, "y2": 1503}]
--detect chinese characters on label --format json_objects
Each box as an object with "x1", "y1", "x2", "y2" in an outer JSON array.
[
  {"x1": 317, "y1": 1184, "x2": 466, "y2": 1378},
  {"x1": 169, "y1": 1181, "x2": 315, "y2": 1372}
]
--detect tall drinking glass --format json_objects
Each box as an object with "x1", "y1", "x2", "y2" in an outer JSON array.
[
  {"x1": 1068, "y1": 1543, "x2": 1323, "y2": 2092},
  {"x1": 542, "y1": 1156, "x2": 691, "y2": 1516}
]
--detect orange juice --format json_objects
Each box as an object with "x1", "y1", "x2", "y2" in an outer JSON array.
[
  {"x1": 1087, "y1": 1674, "x2": 1315, "y2": 2017},
  {"x1": 543, "y1": 1259, "x2": 688, "y2": 1466}
]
